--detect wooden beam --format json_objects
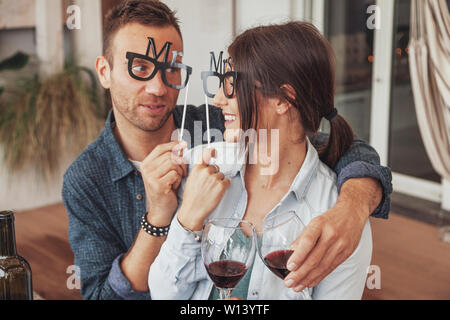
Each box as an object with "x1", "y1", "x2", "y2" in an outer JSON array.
[
  {"x1": 71, "y1": 0, "x2": 103, "y2": 70},
  {"x1": 35, "y1": 0, "x2": 64, "y2": 77}
]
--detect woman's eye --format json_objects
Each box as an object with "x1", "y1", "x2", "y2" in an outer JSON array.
[{"x1": 167, "y1": 67, "x2": 179, "y2": 73}]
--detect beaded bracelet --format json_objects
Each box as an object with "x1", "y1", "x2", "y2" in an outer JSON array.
[{"x1": 140, "y1": 212, "x2": 170, "y2": 237}]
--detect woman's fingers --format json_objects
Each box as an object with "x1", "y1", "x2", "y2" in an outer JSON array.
[{"x1": 200, "y1": 148, "x2": 217, "y2": 166}]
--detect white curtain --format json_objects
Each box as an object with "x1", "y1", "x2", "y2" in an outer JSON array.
[{"x1": 408, "y1": 0, "x2": 450, "y2": 183}]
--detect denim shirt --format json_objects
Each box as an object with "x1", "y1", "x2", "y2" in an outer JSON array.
[
  {"x1": 62, "y1": 105, "x2": 391, "y2": 300},
  {"x1": 148, "y1": 139, "x2": 373, "y2": 300}
]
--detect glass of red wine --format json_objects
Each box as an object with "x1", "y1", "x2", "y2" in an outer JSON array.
[
  {"x1": 257, "y1": 210, "x2": 305, "y2": 280},
  {"x1": 201, "y1": 218, "x2": 256, "y2": 300}
]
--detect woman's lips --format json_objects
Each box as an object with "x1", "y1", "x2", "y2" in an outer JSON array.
[{"x1": 223, "y1": 114, "x2": 237, "y2": 126}]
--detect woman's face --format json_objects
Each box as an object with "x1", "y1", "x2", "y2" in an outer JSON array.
[{"x1": 213, "y1": 73, "x2": 241, "y2": 143}]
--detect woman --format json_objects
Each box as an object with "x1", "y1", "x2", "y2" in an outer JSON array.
[{"x1": 148, "y1": 21, "x2": 372, "y2": 300}]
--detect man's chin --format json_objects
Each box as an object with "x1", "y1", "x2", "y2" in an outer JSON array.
[{"x1": 137, "y1": 112, "x2": 173, "y2": 132}]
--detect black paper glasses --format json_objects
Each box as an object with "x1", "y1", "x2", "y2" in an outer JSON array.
[
  {"x1": 126, "y1": 52, "x2": 192, "y2": 90},
  {"x1": 201, "y1": 71, "x2": 238, "y2": 98}
]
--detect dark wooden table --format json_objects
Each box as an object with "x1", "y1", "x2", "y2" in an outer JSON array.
[{"x1": 14, "y1": 203, "x2": 81, "y2": 300}]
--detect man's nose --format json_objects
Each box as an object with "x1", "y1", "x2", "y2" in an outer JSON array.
[
  {"x1": 145, "y1": 71, "x2": 167, "y2": 96},
  {"x1": 213, "y1": 86, "x2": 227, "y2": 108}
]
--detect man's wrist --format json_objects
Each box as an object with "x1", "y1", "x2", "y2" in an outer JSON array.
[
  {"x1": 337, "y1": 178, "x2": 379, "y2": 222},
  {"x1": 146, "y1": 207, "x2": 174, "y2": 227}
]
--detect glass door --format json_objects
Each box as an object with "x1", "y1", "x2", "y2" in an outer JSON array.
[
  {"x1": 388, "y1": 0, "x2": 441, "y2": 183},
  {"x1": 324, "y1": 0, "x2": 375, "y2": 142},
  {"x1": 321, "y1": 0, "x2": 445, "y2": 205}
]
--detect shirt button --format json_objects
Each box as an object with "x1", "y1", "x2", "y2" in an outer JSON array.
[
  {"x1": 134, "y1": 170, "x2": 139, "y2": 176},
  {"x1": 136, "y1": 194, "x2": 143, "y2": 201},
  {"x1": 252, "y1": 290, "x2": 258, "y2": 296}
]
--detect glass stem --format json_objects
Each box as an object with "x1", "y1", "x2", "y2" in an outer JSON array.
[{"x1": 218, "y1": 288, "x2": 233, "y2": 300}]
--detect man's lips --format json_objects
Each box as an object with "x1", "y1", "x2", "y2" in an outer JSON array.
[{"x1": 140, "y1": 104, "x2": 165, "y2": 114}]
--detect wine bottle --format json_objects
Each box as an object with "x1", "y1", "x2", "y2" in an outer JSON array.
[{"x1": 0, "y1": 210, "x2": 33, "y2": 300}]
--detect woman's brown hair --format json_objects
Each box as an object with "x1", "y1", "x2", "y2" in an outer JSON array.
[{"x1": 228, "y1": 21, "x2": 354, "y2": 169}]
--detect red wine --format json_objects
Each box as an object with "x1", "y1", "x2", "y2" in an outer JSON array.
[
  {"x1": 205, "y1": 260, "x2": 247, "y2": 289},
  {"x1": 264, "y1": 250, "x2": 294, "y2": 279}
]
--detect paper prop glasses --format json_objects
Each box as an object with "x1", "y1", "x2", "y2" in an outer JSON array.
[
  {"x1": 201, "y1": 51, "x2": 238, "y2": 99},
  {"x1": 126, "y1": 37, "x2": 192, "y2": 90}
]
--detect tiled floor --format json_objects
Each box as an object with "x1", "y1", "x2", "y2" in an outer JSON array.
[{"x1": 13, "y1": 203, "x2": 450, "y2": 300}]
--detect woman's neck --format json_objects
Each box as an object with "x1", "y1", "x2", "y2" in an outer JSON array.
[{"x1": 245, "y1": 132, "x2": 307, "y2": 191}]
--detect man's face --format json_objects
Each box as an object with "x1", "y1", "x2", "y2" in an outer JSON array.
[{"x1": 108, "y1": 23, "x2": 183, "y2": 132}]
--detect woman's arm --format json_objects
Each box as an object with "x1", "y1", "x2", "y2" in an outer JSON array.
[
  {"x1": 148, "y1": 148, "x2": 230, "y2": 299},
  {"x1": 148, "y1": 215, "x2": 207, "y2": 300}
]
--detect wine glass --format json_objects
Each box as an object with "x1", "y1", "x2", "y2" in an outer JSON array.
[
  {"x1": 257, "y1": 210, "x2": 305, "y2": 280},
  {"x1": 201, "y1": 218, "x2": 256, "y2": 300}
]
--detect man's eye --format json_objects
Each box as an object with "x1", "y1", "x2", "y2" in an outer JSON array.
[{"x1": 132, "y1": 65, "x2": 147, "y2": 72}]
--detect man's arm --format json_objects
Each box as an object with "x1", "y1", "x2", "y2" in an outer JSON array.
[
  {"x1": 63, "y1": 176, "x2": 151, "y2": 300},
  {"x1": 283, "y1": 134, "x2": 392, "y2": 292},
  {"x1": 119, "y1": 141, "x2": 187, "y2": 292}
]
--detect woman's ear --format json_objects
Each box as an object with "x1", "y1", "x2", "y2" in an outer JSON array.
[
  {"x1": 96, "y1": 56, "x2": 112, "y2": 89},
  {"x1": 276, "y1": 84, "x2": 296, "y2": 115}
]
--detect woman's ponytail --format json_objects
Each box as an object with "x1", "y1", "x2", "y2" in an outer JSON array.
[{"x1": 318, "y1": 110, "x2": 354, "y2": 169}]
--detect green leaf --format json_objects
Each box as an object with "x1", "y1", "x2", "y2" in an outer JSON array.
[{"x1": 0, "y1": 52, "x2": 29, "y2": 72}]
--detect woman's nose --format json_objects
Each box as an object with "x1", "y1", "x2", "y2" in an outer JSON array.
[{"x1": 213, "y1": 86, "x2": 227, "y2": 108}]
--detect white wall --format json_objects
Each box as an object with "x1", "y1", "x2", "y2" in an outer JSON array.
[
  {"x1": 0, "y1": 150, "x2": 74, "y2": 211},
  {"x1": 162, "y1": 0, "x2": 234, "y2": 107},
  {"x1": 162, "y1": 0, "x2": 297, "y2": 107}
]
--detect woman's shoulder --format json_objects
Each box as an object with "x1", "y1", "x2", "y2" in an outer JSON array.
[{"x1": 303, "y1": 160, "x2": 338, "y2": 217}]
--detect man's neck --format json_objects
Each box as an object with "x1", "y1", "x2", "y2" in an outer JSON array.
[{"x1": 113, "y1": 112, "x2": 177, "y2": 162}]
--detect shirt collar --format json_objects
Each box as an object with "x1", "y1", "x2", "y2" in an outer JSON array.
[
  {"x1": 102, "y1": 110, "x2": 136, "y2": 182},
  {"x1": 289, "y1": 137, "x2": 320, "y2": 201}
]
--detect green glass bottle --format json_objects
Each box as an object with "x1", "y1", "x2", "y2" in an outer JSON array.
[{"x1": 0, "y1": 211, "x2": 33, "y2": 300}]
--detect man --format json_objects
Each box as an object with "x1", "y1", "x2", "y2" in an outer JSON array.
[{"x1": 62, "y1": 0, "x2": 391, "y2": 300}]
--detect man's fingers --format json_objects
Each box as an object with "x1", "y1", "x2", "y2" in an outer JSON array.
[
  {"x1": 147, "y1": 141, "x2": 185, "y2": 161},
  {"x1": 155, "y1": 158, "x2": 184, "y2": 179},
  {"x1": 284, "y1": 234, "x2": 329, "y2": 289},
  {"x1": 286, "y1": 222, "x2": 322, "y2": 272},
  {"x1": 160, "y1": 170, "x2": 181, "y2": 191},
  {"x1": 308, "y1": 252, "x2": 347, "y2": 289},
  {"x1": 290, "y1": 242, "x2": 344, "y2": 290}
]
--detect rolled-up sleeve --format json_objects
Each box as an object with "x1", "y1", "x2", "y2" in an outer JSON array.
[
  {"x1": 311, "y1": 134, "x2": 392, "y2": 219},
  {"x1": 337, "y1": 161, "x2": 392, "y2": 219}
]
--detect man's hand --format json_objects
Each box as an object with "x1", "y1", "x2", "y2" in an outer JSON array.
[
  {"x1": 141, "y1": 141, "x2": 187, "y2": 226},
  {"x1": 283, "y1": 177, "x2": 382, "y2": 292}
]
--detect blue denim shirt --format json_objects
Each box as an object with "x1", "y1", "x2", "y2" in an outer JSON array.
[{"x1": 62, "y1": 105, "x2": 392, "y2": 300}]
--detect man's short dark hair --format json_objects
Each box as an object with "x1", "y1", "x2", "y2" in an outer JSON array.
[{"x1": 103, "y1": 0, "x2": 182, "y2": 68}]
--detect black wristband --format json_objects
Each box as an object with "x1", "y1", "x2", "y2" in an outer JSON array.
[{"x1": 140, "y1": 212, "x2": 170, "y2": 237}]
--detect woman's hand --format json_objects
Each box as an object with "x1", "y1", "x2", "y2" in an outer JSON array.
[{"x1": 178, "y1": 148, "x2": 231, "y2": 231}]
